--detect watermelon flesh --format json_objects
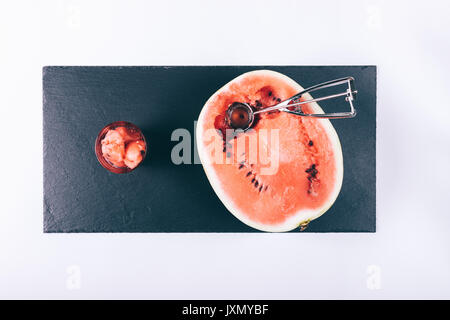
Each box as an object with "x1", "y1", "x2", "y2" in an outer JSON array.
[{"x1": 197, "y1": 70, "x2": 343, "y2": 232}]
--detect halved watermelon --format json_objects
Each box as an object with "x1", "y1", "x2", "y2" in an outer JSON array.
[{"x1": 196, "y1": 70, "x2": 343, "y2": 232}]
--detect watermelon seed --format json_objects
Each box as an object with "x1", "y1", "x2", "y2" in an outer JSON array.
[
  {"x1": 268, "y1": 91, "x2": 272, "y2": 96},
  {"x1": 306, "y1": 164, "x2": 318, "y2": 182},
  {"x1": 305, "y1": 164, "x2": 318, "y2": 177},
  {"x1": 308, "y1": 140, "x2": 314, "y2": 146},
  {"x1": 305, "y1": 164, "x2": 319, "y2": 194},
  {"x1": 277, "y1": 98, "x2": 281, "y2": 102},
  {"x1": 255, "y1": 181, "x2": 259, "y2": 188},
  {"x1": 259, "y1": 185, "x2": 263, "y2": 192},
  {"x1": 251, "y1": 178, "x2": 255, "y2": 183},
  {"x1": 246, "y1": 171, "x2": 252, "y2": 177},
  {"x1": 239, "y1": 164, "x2": 244, "y2": 170}
]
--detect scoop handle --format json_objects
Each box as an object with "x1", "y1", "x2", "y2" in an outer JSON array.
[{"x1": 254, "y1": 77, "x2": 357, "y2": 119}]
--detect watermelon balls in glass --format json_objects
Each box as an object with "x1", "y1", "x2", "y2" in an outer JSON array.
[{"x1": 95, "y1": 121, "x2": 147, "y2": 173}]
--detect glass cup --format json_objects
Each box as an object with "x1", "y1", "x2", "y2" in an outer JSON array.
[{"x1": 95, "y1": 121, "x2": 147, "y2": 174}]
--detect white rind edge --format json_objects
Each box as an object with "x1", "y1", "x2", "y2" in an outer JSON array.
[{"x1": 196, "y1": 70, "x2": 344, "y2": 232}]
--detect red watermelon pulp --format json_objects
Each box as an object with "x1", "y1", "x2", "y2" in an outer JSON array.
[{"x1": 196, "y1": 70, "x2": 343, "y2": 232}]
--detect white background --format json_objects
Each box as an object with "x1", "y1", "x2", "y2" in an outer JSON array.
[{"x1": 1, "y1": 0, "x2": 449, "y2": 299}]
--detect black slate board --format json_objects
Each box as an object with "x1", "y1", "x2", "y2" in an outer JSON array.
[{"x1": 43, "y1": 66, "x2": 376, "y2": 232}]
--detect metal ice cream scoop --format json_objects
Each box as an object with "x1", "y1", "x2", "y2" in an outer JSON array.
[{"x1": 226, "y1": 77, "x2": 357, "y2": 131}]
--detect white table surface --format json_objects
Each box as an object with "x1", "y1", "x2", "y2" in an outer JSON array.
[{"x1": 1, "y1": 0, "x2": 449, "y2": 299}]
